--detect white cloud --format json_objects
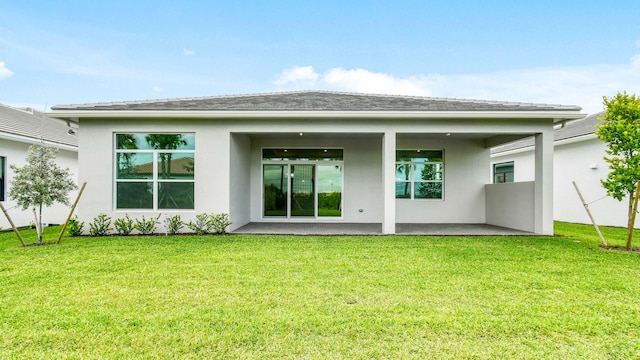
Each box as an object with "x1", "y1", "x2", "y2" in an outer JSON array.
[
  {"x1": 273, "y1": 54, "x2": 640, "y2": 114},
  {"x1": 323, "y1": 68, "x2": 430, "y2": 96},
  {"x1": 0, "y1": 61, "x2": 14, "y2": 79},
  {"x1": 273, "y1": 66, "x2": 319, "y2": 86},
  {"x1": 153, "y1": 86, "x2": 163, "y2": 92},
  {"x1": 417, "y1": 60, "x2": 640, "y2": 113},
  {"x1": 183, "y1": 48, "x2": 196, "y2": 56}
]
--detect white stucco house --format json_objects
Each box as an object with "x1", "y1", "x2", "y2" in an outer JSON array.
[
  {"x1": 49, "y1": 91, "x2": 584, "y2": 235},
  {"x1": 0, "y1": 103, "x2": 79, "y2": 228},
  {"x1": 491, "y1": 111, "x2": 638, "y2": 228}
]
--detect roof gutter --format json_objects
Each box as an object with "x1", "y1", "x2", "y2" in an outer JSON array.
[
  {"x1": 0, "y1": 132, "x2": 78, "y2": 152},
  {"x1": 48, "y1": 110, "x2": 586, "y2": 123},
  {"x1": 491, "y1": 133, "x2": 598, "y2": 157}
]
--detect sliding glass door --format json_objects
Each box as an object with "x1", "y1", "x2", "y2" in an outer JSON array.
[
  {"x1": 263, "y1": 165, "x2": 287, "y2": 217},
  {"x1": 290, "y1": 165, "x2": 315, "y2": 216},
  {"x1": 317, "y1": 165, "x2": 342, "y2": 217},
  {"x1": 262, "y1": 149, "x2": 343, "y2": 219}
]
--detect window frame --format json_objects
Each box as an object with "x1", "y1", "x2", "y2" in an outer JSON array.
[
  {"x1": 395, "y1": 149, "x2": 444, "y2": 200},
  {"x1": 261, "y1": 148, "x2": 344, "y2": 219},
  {"x1": 493, "y1": 161, "x2": 514, "y2": 184},
  {"x1": 0, "y1": 156, "x2": 5, "y2": 202},
  {"x1": 113, "y1": 133, "x2": 195, "y2": 211}
]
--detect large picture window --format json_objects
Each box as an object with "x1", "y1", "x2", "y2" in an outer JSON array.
[
  {"x1": 115, "y1": 133, "x2": 195, "y2": 210},
  {"x1": 396, "y1": 150, "x2": 443, "y2": 199}
]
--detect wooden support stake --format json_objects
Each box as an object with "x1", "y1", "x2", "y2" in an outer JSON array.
[
  {"x1": 57, "y1": 182, "x2": 87, "y2": 244},
  {"x1": 0, "y1": 202, "x2": 26, "y2": 247},
  {"x1": 572, "y1": 181, "x2": 607, "y2": 247}
]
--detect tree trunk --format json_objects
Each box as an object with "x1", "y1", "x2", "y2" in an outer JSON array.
[
  {"x1": 626, "y1": 182, "x2": 640, "y2": 250},
  {"x1": 38, "y1": 204, "x2": 43, "y2": 244}
]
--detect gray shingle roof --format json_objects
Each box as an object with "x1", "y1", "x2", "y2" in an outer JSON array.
[
  {"x1": 491, "y1": 111, "x2": 604, "y2": 154},
  {"x1": 51, "y1": 90, "x2": 582, "y2": 112},
  {"x1": 0, "y1": 104, "x2": 78, "y2": 148}
]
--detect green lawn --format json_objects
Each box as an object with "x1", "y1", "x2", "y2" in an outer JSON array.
[{"x1": 1, "y1": 223, "x2": 639, "y2": 359}]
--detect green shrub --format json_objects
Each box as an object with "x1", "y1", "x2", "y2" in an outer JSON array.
[
  {"x1": 67, "y1": 215, "x2": 84, "y2": 236},
  {"x1": 113, "y1": 214, "x2": 135, "y2": 235},
  {"x1": 186, "y1": 213, "x2": 214, "y2": 235},
  {"x1": 89, "y1": 213, "x2": 112, "y2": 236},
  {"x1": 134, "y1": 215, "x2": 160, "y2": 235},
  {"x1": 211, "y1": 213, "x2": 232, "y2": 234},
  {"x1": 163, "y1": 214, "x2": 184, "y2": 235}
]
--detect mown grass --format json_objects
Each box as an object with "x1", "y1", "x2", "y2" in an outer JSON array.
[{"x1": 1, "y1": 223, "x2": 639, "y2": 359}]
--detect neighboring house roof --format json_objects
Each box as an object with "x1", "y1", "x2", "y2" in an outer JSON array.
[
  {"x1": 130, "y1": 157, "x2": 195, "y2": 176},
  {"x1": 0, "y1": 103, "x2": 78, "y2": 149},
  {"x1": 491, "y1": 111, "x2": 604, "y2": 154},
  {"x1": 51, "y1": 90, "x2": 582, "y2": 113}
]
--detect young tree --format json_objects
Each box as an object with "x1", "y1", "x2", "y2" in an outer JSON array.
[
  {"x1": 8, "y1": 145, "x2": 77, "y2": 244},
  {"x1": 595, "y1": 92, "x2": 640, "y2": 250}
]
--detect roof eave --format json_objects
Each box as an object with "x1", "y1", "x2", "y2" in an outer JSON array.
[
  {"x1": 0, "y1": 132, "x2": 78, "y2": 152},
  {"x1": 48, "y1": 110, "x2": 586, "y2": 123}
]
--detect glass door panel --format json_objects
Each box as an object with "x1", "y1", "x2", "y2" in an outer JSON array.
[
  {"x1": 263, "y1": 165, "x2": 288, "y2": 217},
  {"x1": 291, "y1": 165, "x2": 315, "y2": 217},
  {"x1": 317, "y1": 165, "x2": 342, "y2": 217}
]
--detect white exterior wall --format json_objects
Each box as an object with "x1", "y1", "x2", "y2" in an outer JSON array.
[
  {"x1": 492, "y1": 146, "x2": 535, "y2": 182},
  {"x1": 229, "y1": 134, "x2": 251, "y2": 231},
  {"x1": 485, "y1": 182, "x2": 535, "y2": 232},
  {"x1": 0, "y1": 138, "x2": 78, "y2": 228},
  {"x1": 556, "y1": 138, "x2": 635, "y2": 228},
  {"x1": 75, "y1": 116, "x2": 557, "y2": 234},
  {"x1": 396, "y1": 138, "x2": 488, "y2": 224},
  {"x1": 77, "y1": 120, "x2": 231, "y2": 231},
  {"x1": 492, "y1": 135, "x2": 637, "y2": 228}
]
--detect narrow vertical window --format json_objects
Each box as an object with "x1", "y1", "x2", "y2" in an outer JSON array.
[{"x1": 0, "y1": 156, "x2": 5, "y2": 201}]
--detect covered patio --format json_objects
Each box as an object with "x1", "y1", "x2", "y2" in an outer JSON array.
[{"x1": 232, "y1": 222, "x2": 534, "y2": 236}]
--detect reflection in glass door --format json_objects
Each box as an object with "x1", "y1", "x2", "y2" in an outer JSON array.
[
  {"x1": 317, "y1": 165, "x2": 342, "y2": 217},
  {"x1": 263, "y1": 165, "x2": 288, "y2": 216},
  {"x1": 291, "y1": 165, "x2": 315, "y2": 216},
  {"x1": 262, "y1": 148, "x2": 343, "y2": 219}
]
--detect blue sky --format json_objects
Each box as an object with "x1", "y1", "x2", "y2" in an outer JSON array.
[{"x1": 1, "y1": 0, "x2": 640, "y2": 113}]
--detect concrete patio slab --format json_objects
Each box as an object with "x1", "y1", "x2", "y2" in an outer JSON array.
[
  {"x1": 232, "y1": 222, "x2": 382, "y2": 235},
  {"x1": 231, "y1": 223, "x2": 533, "y2": 236},
  {"x1": 396, "y1": 223, "x2": 533, "y2": 236}
]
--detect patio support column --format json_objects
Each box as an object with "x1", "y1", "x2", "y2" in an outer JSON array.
[
  {"x1": 534, "y1": 130, "x2": 554, "y2": 235},
  {"x1": 383, "y1": 131, "x2": 396, "y2": 234}
]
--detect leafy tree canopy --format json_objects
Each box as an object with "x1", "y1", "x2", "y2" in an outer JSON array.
[
  {"x1": 8, "y1": 145, "x2": 77, "y2": 243},
  {"x1": 596, "y1": 92, "x2": 640, "y2": 200},
  {"x1": 595, "y1": 91, "x2": 640, "y2": 249}
]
